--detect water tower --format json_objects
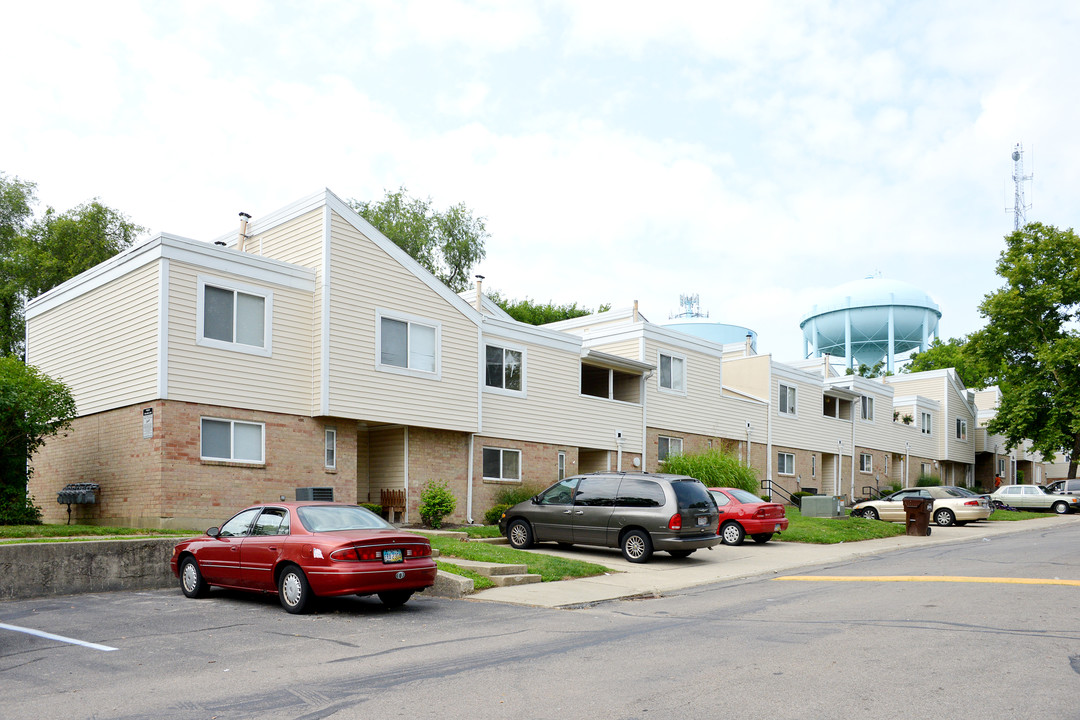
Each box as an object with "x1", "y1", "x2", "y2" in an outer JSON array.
[
  {"x1": 664, "y1": 293, "x2": 757, "y2": 349},
  {"x1": 800, "y1": 277, "x2": 940, "y2": 372}
]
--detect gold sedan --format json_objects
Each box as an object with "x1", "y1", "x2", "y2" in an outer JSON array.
[{"x1": 851, "y1": 486, "x2": 992, "y2": 527}]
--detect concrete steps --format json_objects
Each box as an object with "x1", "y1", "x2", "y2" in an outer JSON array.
[{"x1": 438, "y1": 557, "x2": 541, "y2": 586}]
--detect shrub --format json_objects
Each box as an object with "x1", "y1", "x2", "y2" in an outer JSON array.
[
  {"x1": 361, "y1": 503, "x2": 382, "y2": 515},
  {"x1": 791, "y1": 490, "x2": 816, "y2": 508},
  {"x1": 484, "y1": 503, "x2": 511, "y2": 525},
  {"x1": 660, "y1": 448, "x2": 759, "y2": 493},
  {"x1": 0, "y1": 487, "x2": 43, "y2": 525},
  {"x1": 418, "y1": 480, "x2": 457, "y2": 528},
  {"x1": 916, "y1": 474, "x2": 941, "y2": 487},
  {"x1": 483, "y1": 482, "x2": 546, "y2": 525}
]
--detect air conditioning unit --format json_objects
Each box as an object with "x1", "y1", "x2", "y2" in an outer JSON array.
[{"x1": 295, "y1": 487, "x2": 334, "y2": 501}]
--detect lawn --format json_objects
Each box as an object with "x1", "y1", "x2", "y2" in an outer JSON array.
[
  {"x1": 418, "y1": 532, "x2": 611, "y2": 582},
  {"x1": 781, "y1": 507, "x2": 907, "y2": 543},
  {"x1": 0, "y1": 524, "x2": 195, "y2": 544}
]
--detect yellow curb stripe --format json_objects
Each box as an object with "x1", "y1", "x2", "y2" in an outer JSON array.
[{"x1": 774, "y1": 575, "x2": 1080, "y2": 586}]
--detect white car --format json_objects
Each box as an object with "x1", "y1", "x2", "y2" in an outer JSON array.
[
  {"x1": 851, "y1": 486, "x2": 992, "y2": 527},
  {"x1": 989, "y1": 484, "x2": 1080, "y2": 514}
]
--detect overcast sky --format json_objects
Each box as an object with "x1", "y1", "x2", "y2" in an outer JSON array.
[{"x1": 3, "y1": 1, "x2": 1077, "y2": 361}]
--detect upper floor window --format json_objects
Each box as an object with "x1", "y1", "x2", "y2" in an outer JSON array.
[
  {"x1": 921, "y1": 412, "x2": 932, "y2": 435},
  {"x1": 658, "y1": 352, "x2": 686, "y2": 394},
  {"x1": 201, "y1": 417, "x2": 264, "y2": 464},
  {"x1": 197, "y1": 276, "x2": 272, "y2": 357},
  {"x1": 861, "y1": 396, "x2": 874, "y2": 421},
  {"x1": 377, "y1": 310, "x2": 440, "y2": 377},
  {"x1": 485, "y1": 344, "x2": 524, "y2": 393},
  {"x1": 779, "y1": 383, "x2": 797, "y2": 415},
  {"x1": 658, "y1": 436, "x2": 683, "y2": 462},
  {"x1": 955, "y1": 418, "x2": 967, "y2": 441}
]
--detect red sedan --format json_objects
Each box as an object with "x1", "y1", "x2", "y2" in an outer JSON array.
[
  {"x1": 708, "y1": 488, "x2": 789, "y2": 545},
  {"x1": 170, "y1": 502, "x2": 437, "y2": 613}
]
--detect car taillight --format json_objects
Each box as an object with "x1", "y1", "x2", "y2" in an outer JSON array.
[
  {"x1": 963, "y1": 500, "x2": 979, "y2": 506},
  {"x1": 668, "y1": 513, "x2": 682, "y2": 530},
  {"x1": 406, "y1": 545, "x2": 431, "y2": 558}
]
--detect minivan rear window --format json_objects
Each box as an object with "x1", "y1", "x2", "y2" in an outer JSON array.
[
  {"x1": 615, "y1": 478, "x2": 666, "y2": 507},
  {"x1": 671, "y1": 480, "x2": 716, "y2": 511}
]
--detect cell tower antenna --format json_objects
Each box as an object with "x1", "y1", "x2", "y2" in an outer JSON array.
[
  {"x1": 1007, "y1": 142, "x2": 1033, "y2": 231},
  {"x1": 670, "y1": 293, "x2": 707, "y2": 319}
]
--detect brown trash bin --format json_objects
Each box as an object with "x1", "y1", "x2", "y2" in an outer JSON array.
[{"x1": 903, "y1": 497, "x2": 933, "y2": 536}]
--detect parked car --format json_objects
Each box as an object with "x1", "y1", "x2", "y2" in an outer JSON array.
[
  {"x1": 989, "y1": 485, "x2": 1080, "y2": 514},
  {"x1": 708, "y1": 487, "x2": 789, "y2": 545},
  {"x1": 1043, "y1": 479, "x2": 1080, "y2": 496},
  {"x1": 498, "y1": 472, "x2": 721, "y2": 563},
  {"x1": 170, "y1": 502, "x2": 437, "y2": 613},
  {"x1": 850, "y1": 486, "x2": 992, "y2": 527}
]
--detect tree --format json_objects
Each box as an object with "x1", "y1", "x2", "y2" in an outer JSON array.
[
  {"x1": 967, "y1": 223, "x2": 1080, "y2": 478},
  {"x1": 487, "y1": 290, "x2": 612, "y2": 325},
  {"x1": 348, "y1": 187, "x2": 488, "y2": 293},
  {"x1": 845, "y1": 360, "x2": 890, "y2": 378},
  {"x1": 0, "y1": 357, "x2": 77, "y2": 524},
  {"x1": 902, "y1": 337, "x2": 995, "y2": 389},
  {"x1": 0, "y1": 175, "x2": 142, "y2": 358}
]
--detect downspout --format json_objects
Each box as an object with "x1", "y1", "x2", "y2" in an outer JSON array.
[
  {"x1": 641, "y1": 369, "x2": 652, "y2": 471},
  {"x1": 467, "y1": 433, "x2": 476, "y2": 524},
  {"x1": 403, "y1": 427, "x2": 410, "y2": 525},
  {"x1": 943, "y1": 378, "x2": 950, "y2": 483},
  {"x1": 850, "y1": 401, "x2": 857, "y2": 501}
]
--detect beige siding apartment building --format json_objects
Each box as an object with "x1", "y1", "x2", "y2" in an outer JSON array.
[{"x1": 26, "y1": 189, "x2": 1046, "y2": 529}]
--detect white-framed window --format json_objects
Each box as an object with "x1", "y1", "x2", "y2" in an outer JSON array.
[
  {"x1": 811, "y1": 454, "x2": 816, "y2": 478},
  {"x1": 196, "y1": 276, "x2": 272, "y2": 357},
  {"x1": 921, "y1": 462, "x2": 932, "y2": 475},
  {"x1": 777, "y1": 452, "x2": 795, "y2": 475},
  {"x1": 658, "y1": 436, "x2": 683, "y2": 462},
  {"x1": 485, "y1": 343, "x2": 524, "y2": 394},
  {"x1": 861, "y1": 396, "x2": 874, "y2": 421},
  {"x1": 955, "y1": 418, "x2": 967, "y2": 441},
  {"x1": 658, "y1": 351, "x2": 686, "y2": 394},
  {"x1": 483, "y1": 447, "x2": 521, "y2": 481},
  {"x1": 376, "y1": 309, "x2": 440, "y2": 378},
  {"x1": 324, "y1": 428, "x2": 337, "y2": 469},
  {"x1": 998, "y1": 458, "x2": 1006, "y2": 476},
  {"x1": 921, "y1": 412, "x2": 932, "y2": 435},
  {"x1": 779, "y1": 383, "x2": 797, "y2": 415},
  {"x1": 558, "y1": 451, "x2": 566, "y2": 481},
  {"x1": 859, "y1": 453, "x2": 872, "y2": 473},
  {"x1": 201, "y1": 417, "x2": 265, "y2": 463}
]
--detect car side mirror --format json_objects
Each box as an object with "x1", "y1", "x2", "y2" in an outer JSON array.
[
  {"x1": 206, "y1": 526, "x2": 220, "y2": 537},
  {"x1": 531, "y1": 496, "x2": 540, "y2": 504}
]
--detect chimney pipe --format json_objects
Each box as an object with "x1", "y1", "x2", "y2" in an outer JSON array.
[
  {"x1": 474, "y1": 275, "x2": 485, "y2": 313},
  {"x1": 633, "y1": 300, "x2": 639, "y2": 322},
  {"x1": 238, "y1": 212, "x2": 251, "y2": 251},
  {"x1": 745, "y1": 333, "x2": 752, "y2": 357}
]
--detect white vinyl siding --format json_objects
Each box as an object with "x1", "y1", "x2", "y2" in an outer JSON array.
[
  {"x1": 201, "y1": 417, "x2": 264, "y2": 463},
  {"x1": 483, "y1": 447, "x2": 521, "y2": 481}
]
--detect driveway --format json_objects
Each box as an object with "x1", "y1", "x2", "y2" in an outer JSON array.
[{"x1": 469, "y1": 514, "x2": 1080, "y2": 607}]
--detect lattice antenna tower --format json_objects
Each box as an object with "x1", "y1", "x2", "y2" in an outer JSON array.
[
  {"x1": 1008, "y1": 142, "x2": 1033, "y2": 231},
  {"x1": 671, "y1": 293, "x2": 707, "y2": 319}
]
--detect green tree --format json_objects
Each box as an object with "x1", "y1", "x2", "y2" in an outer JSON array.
[
  {"x1": 487, "y1": 290, "x2": 612, "y2": 325},
  {"x1": 0, "y1": 175, "x2": 142, "y2": 358},
  {"x1": 0, "y1": 357, "x2": 78, "y2": 524},
  {"x1": 967, "y1": 223, "x2": 1080, "y2": 478},
  {"x1": 348, "y1": 187, "x2": 488, "y2": 293},
  {"x1": 903, "y1": 337, "x2": 995, "y2": 389},
  {"x1": 845, "y1": 360, "x2": 889, "y2": 378}
]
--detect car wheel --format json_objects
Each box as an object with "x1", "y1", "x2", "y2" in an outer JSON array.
[
  {"x1": 378, "y1": 590, "x2": 414, "y2": 608},
  {"x1": 1053, "y1": 501, "x2": 1069, "y2": 514},
  {"x1": 668, "y1": 549, "x2": 694, "y2": 558},
  {"x1": 721, "y1": 521, "x2": 745, "y2": 546},
  {"x1": 621, "y1": 529, "x2": 653, "y2": 563},
  {"x1": 507, "y1": 519, "x2": 534, "y2": 549},
  {"x1": 861, "y1": 507, "x2": 879, "y2": 521},
  {"x1": 751, "y1": 533, "x2": 774, "y2": 544},
  {"x1": 179, "y1": 557, "x2": 208, "y2": 598},
  {"x1": 933, "y1": 508, "x2": 955, "y2": 527},
  {"x1": 278, "y1": 564, "x2": 312, "y2": 614}
]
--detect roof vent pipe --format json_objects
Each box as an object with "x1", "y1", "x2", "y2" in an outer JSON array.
[
  {"x1": 823, "y1": 352, "x2": 831, "y2": 377},
  {"x1": 633, "y1": 300, "x2": 639, "y2": 322},
  {"x1": 745, "y1": 332, "x2": 752, "y2": 357},
  {"x1": 474, "y1": 275, "x2": 485, "y2": 313},
  {"x1": 238, "y1": 212, "x2": 251, "y2": 251}
]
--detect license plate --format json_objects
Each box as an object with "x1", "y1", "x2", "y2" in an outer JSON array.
[
  {"x1": 696, "y1": 515, "x2": 708, "y2": 527},
  {"x1": 774, "y1": 524, "x2": 782, "y2": 532},
  {"x1": 382, "y1": 548, "x2": 403, "y2": 563}
]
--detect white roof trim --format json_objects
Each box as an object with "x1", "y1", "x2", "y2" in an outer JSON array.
[{"x1": 482, "y1": 316, "x2": 582, "y2": 353}]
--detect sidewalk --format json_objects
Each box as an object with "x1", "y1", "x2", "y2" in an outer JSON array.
[{"x1": 468, "y1": 514, "x2": 1080, "y2": 608}]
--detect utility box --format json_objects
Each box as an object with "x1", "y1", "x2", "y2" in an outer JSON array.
[{"x1": 800, "y1": 495, "x2": 845, "y2": 518}]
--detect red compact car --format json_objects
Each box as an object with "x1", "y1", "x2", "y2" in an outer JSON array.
[
  {"x1": 708, "y1": 487, "x2": 789, "y2": 545},
  {"x1": 170, "y1": 502, "x2": 437, "y2": 613}
]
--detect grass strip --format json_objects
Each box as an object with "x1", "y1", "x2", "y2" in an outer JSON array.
[
  {"x1": 420, "y1": 533, "x2": 611, "y2": 582},
  {"x1": 436, "y1": 561, "x2": 495, "y2": 591}
]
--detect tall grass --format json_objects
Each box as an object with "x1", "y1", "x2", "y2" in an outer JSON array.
[{"x1": 659, "y1": 448, "x2": 759, "y2": 493}]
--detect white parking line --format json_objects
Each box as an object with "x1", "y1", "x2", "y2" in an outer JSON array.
[{"x1": 0, "y1": 623, "x2": 117, "y2": 652}]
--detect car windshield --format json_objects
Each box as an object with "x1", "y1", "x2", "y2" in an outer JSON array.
[
  {"x1": 672, "y1": 479, "x2": 716, "y2": 511},
  {"x1": 297, "y1": 505, "x2": 393, "y2": 532},
  {"x1": 727, "y1": 488, "x2": 765, "y2": 504}
]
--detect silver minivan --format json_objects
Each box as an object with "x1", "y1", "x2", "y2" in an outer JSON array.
[{"x1": 498, "y1": 472, "x2": 721, "y2": 563}]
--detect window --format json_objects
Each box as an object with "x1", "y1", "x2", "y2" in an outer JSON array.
[
  {"x1": 779, "y1": 383, "x2": 797, "y2": 415},
  {"x1": 998, "y1": 458, "x2": 1006, "y2": 476},
  {"x1": 615, "y1": 478, "x2": 666, "y2": 507},
  {"x1": 574, "y1": 476, "x2": 620, "y2": 506},
  {"x1": 659, "y1": 352, "x2": 686, "y2": 393},
  {"x1": 777, "y1": 452, "x2": 794, "y2": 475},
  {"x1": 252, "y1": 508, "x2": 290, "y2": 536},
  {"x1": 955, "y1": 418, "x2": 967, "y2": 441},
  {"x1": 485, "y1": 344, "x2": 523, "y2": 393},
  {"x1": 921, "y1": 412, "x2": 932, "y2": 435},
  {"x1": 538, "y1": 478, "x2": 576, "y2": 505},
  {"x1": 558, "y1": 451, "x2": 566, "y2": 481},
  {"x1": 218, "y1": 507, "x2": 260, "y2": 537},
  {"x1": 658, "y1": 436, "x2": 683, "y2": 462},
  {"x1": 861, "y1": 396, "x2": 874, "y2": 421},
  {"x1": 860, "y1": 453, "x2": 872, "y2": 473},
  {"x1": 201, "y1": 418, "x2": 264, "y2": 463},
  {"x1": 324, "y1": 428, "x2": 336, "y2": 469},
  {"x1": 197, "y1": 276, "x2": 272, "y2": 356},
  {"x1": 921, "y1": 462, "x2": 932, "y2": 475},
  {"x1": 483, "y1": 447, "x2": 521, "y2": 481},
  {"x1": 377, "y1": 310, "x2": 439, "y2": 376},
  {"x1": 811, "y1": 454, "x2": 816, "y2": 478}
]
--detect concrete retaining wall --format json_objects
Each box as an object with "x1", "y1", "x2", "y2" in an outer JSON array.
[{"x1": 0, "y1": 539, "x2": 178, "y2": 601}]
